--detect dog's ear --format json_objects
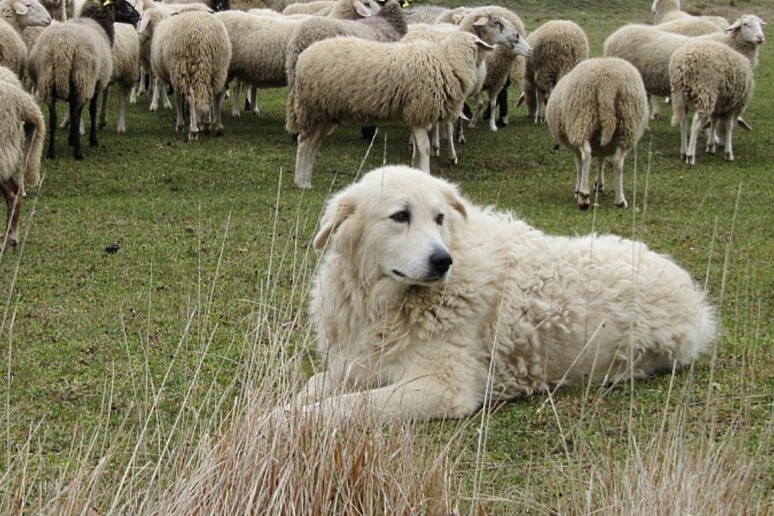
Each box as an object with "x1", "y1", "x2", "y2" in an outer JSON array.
[
  {"x1": 442, "y1": 183, "x2": 467, "y2": 220},
  {"x1": 313, "y1": 188, "x2": 357, "y2": 250}
]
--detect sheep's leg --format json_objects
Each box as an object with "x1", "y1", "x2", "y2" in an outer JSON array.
[
  {"x1": 487, "y1": 93, "x2": 498, "y2": 132},
  {"x1": 678, "y1": 113, "x2": 689, "y2": 160},
  {"x1": 430, "y1": 123, "x2": 440, "y2": 157},
  {"x1": 150, "y1": 77, "x2": 161, "y2": 111},
  {"x1": 249, "y1": 86, "x2": 259, "y2": 115},
  {"x1": 47, "y1": 102, "x2": 57, "y2": 159},
  {"x1": 686, "y1": 113, "x2": 706, "y2": 166},
  {"x1": 161, "y1": 83, "x2": 172, "y2": 109},
  {"x1": 187, "y1": 91, "x2": 199, "y2": 142},
  {"x1": 294, "y1": 125, "x2": 330, "y2": 189},
  {"x1": 88, "y1": 93, "x2": 99, "y2": 148},
  {"x1": 594, "y1": 158, "x2": 605, "y2": 193},
  {"x1": 0, "y1": 178, "x2": 21, "y2": 251},
  {"x1": 573, "y1": 151, "x2": 582, "y2": 196},
  {"x1": 174, "y1": 91, "x2": 185, "y2": 134},
  {"x1": 445, "y1": 120, "x2": 458, "y2": 165},
  {"x1": 611, "y1": 147, "x2": 628, "y2": 208},
  {"x1": 117, "y1": 87, "x2": 128, "y2": 133},
  {"x1": 230, "y1": 81, "x2": 241, "y2": 118},
  {"x1": 535, "y1": 89, "x2": 545, "y2": 124},
  {"x1": 213, "y1": 91, "x2": 225, "y2": 136},
  {"x1": 576, "y1": 141, "x2": 592, "y2": 210},
  {"x1": 469, "y1": 95, "x2": 484, "y2": 128},
  {"x1": 99, "y1": 86, "x2": 110, "y2": 129},
  {"x1": 722, "y1": 116, "x2": 735, "y2": 161},
  {"x1": 410, "y1": 126, "x2": 431, "y2": 173},
  {"x1": 648, "y1": 94, "x2": 660, "y2": 120},
  {"x1": 69, "y1": 98, "x2": 84, "y2": 160}
]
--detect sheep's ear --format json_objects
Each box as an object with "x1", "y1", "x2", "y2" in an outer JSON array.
[
  {"x1": 441, "y1": 183, "x2": 467, "y2": 221},
  {"x1": 353, "y1": 0, "x2": 372, "y2": 17},
  {"x1": 473, "y1": 16, "x2": 489, "y2": 27},
  {"x1": 451, "y1": 13, "x2": 463, "y2": 24},
  {"x1": 12, "y1": 2, "x2": 28, "y2": 15},
  {"x1": 737, "y1": 118, "x2": 752, "y2": 131},
  {"x1": 516, "y1": 92, "x2": 526, "y2": 108},
  {"x1": 313, "y1": 188, "x2": 357, "y2": 250},
  {"x1": 726, "y1": 18, "x2": 742, "y2": 32},
  {"x1": 138, "y1": 12, "x2": 151, "y2": 32}
]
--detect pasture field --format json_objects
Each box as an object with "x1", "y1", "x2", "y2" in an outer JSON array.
[{"x1": 1, "y1": 0, "x2": 773, "y2": 512}]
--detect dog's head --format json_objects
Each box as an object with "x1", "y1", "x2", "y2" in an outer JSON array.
[{"x1": 314, "y1": 166, "x2": 468, "y2": 286}]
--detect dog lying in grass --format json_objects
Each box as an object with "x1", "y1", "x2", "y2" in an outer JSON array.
[{"x1": 280, "y1": 165, "x2": 716, "y2": 424}]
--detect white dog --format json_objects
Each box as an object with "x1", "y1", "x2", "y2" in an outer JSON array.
[{"x1": 288, "y1": 165, "x2": 716, "y2": 423}]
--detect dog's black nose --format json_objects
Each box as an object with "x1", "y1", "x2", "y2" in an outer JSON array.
[{"x1": 429, "y1": 249, "x2": 453, "y2": 276}]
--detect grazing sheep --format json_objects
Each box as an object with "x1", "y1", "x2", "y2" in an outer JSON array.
[
  {"x1": 0, "y1": 65, "x2": 44, "y2": 252},
  {"x1": 214, "y1": 10, "x2": 311, "y2": 119},
  {"x1": 603, "y1": 15, "x2": 765, "y2": 119},
  {"x1": 150, "y1": 10, "x2": 231, "y2": 140},
  {"x1": 0, "y1": 0, "x2": 52, "y2": 77},
  {"x1": 284, "y1": 0, "x2": 407, "y2": 87},
  {"x1": 670, "y1": 40, "x2": 754, "y2": 165},
  {"x1": 546, "y1": 57, "x2": 649, "y2": 210},
  {"x1": 28, "y1": 0, "x2": 134, "y2": 159},
  {"x1": 521, "y1": 19, "x2": 588, "y2": 124},
  {"x1": 463, "y1": 5, "x2": 528, "y2": 131},
  {"x1": 287, "y1": 32, "x2": 494, "y2": 189},
  {"x1": 651, "y1": 0, "x2": 728, "y2": 28},
  {"x1": 100, "y1": 22, "x2": 139, "y2": 133},
  {"x1": 656, "y1": 17, "x2": 722, "y2": 37}
]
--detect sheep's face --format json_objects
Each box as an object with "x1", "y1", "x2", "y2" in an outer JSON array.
[
  {"x1": 12, "y1": 0, "x2": 52, "y2": 28},
  {"x1": 730, "y1": 15, "x2": 766, "y2": 46},
  {"x1": 114, "y1": 0, "x2": 141, "y2": 26},
  {"x1": 473, "y1": 16, "x2": 532, "y2": 57}
]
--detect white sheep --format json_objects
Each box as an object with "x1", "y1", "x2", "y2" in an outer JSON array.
[
  {"x1": 670, "y1": 39, "x2": 755, "y2": 165},
  {"x1": 0, "y1": 0, "x2": 51, "y2": 77},
  {"x1": 284, "y1": 0, "x2": 406, "y2": 88},
  {"x1": 100, "y1": 22, "x2": 139, "y2": 133},
  {"x1": 286, "y1": 32, "x2": 494, "y2": 189},
  {"x1": 403, "y1": 16, "x2": 528, "y2": 164},
  {"x1": 603, "y1": 15, "x2": 765, "y2": 119},
  {"x1": 214, "y1": 10, "x2": 310, "y2": 119},
  {"x1": 282, "y1": 0, "x2": 333, "y2": 16},
  {"x1": 27, "y1": 0, "x2": 124, "y2": 159},
  {"x1": 463, "y1": 5, "x2": 528, "y2": 132},
  {"x1": 402, "y1": 4, "x2": 448, "y2": 24},
  {"x1": 656, "y1": 17, "x2": 722, "y2": 37},
  {"x1": 520, "y1": 19, "x2": 588, "y2": 124},
  {"x1": 0, "y1": 65, "x2": 44, "y2": 251},
  {"x1": 150, "y1": 9, "x2": 231, "y2": 140},
  {"x1": 546, "y1": 57, "x2": 649, "y2": 210},
  {"x1": 651, "y1": 0, "x2": 728, "y2": 28}
]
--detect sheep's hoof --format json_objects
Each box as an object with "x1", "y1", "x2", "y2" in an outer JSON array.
[
  {"x1": 74, "y1": 151, "x2": 84, "y2": 160},
  {"x1": 685, "y1": 155, "x2": 695, "y2": 166},
  {"x1": 456, "y1": 136, "x2": 466, "y2": 144},
  {"x1": 149, "y1": 104, "x2": 158, "y2": 112},
  {"x1": 498, "y1": 116, "x2": 508, "y2": 126},
  {"x1": 232, "y1": 111, "x2": 241, "y2": 118},
  {"x1": 449, "y1": 157, "x2": 458, "y2": 165},
  {"x1": 187, "y1": 132, "x2": 198, "y2": 142},
  {"x1": 294, "y1": 180, "x2": 312, "y2": 189},
  {"x1": 489, "y1": 124, "x2": 498, "y2": 132},
  {"x1": 615, "y1": 200, "x2": 628, "y2": 209},
  {"x1": 215, "y1": 127, "x2": 224, "y2": 137},
  {"x1": 650, "y1": 113, "x2": 661, "y2": 121},
  {"x1": 89, "y1": 138, "x2": 98, "y2": 148},
  {"x1": 706, "y1": 145, "x2": 716, "y2": 154},
  {"x1": 593, "y1": 182, "x2": 604, "y2": 193},
  {"x1": 725, "y1": 152, "x2": 734, "y2": 162},
  {"x1": 577, "y1": 193, "x2": 590, "y2": 210}
]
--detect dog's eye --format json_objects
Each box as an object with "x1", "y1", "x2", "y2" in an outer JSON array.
[
  {"x1": 435, "y1": 213, "x2": 444, "y2": 225},
  {"x1": 390, "y1": 210, "x2": 410, "y2": 223}
]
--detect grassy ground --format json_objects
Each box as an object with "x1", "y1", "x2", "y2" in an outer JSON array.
[{"x1": 2, "y1": 0, "x2": 773, "y2": 512}]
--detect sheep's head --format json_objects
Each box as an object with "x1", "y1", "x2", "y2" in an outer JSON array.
[
  {"x1": 113, "y1": 0, "x2": 141, "y2": 26},
  {"x1": 11, "y1": 0, "x2": 52, "y2": 28},
  {"x1": 728, "y1": 14, "x2": 766, "y2": 46}
]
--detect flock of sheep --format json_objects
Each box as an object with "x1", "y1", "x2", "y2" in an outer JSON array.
[{"x1": 0, "y1": 0, "x2": 767, "y2": 249}]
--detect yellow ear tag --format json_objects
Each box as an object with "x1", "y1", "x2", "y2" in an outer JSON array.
[{"x1": 103, "y1": 0, "x2": 112, "y2": 6}]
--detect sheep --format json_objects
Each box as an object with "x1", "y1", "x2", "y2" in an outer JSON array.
[
  {"x1": 27, "y1": 0, "x2": 136, "y2": 159},
  {"x1": 546, "y1": 57, "x2": 649, "y2": 210},
  {"x1": 670, "y1": 40, "x2": 754, "y2": 165},
  {"x1": 603, "y1": 15, "x2": 765, "y2": 119},
  {"x1": 287, "y1": 32, "x2": 494, "y2": 189},
  {"x1": 651, "y1": 0, "x2": 728, "y2": 29},
  {"x1": 161, "y1": 0, "x2": 229, "y2": 12},
  {"x1": 100, "y1": 22, "x2": 139, "y2": 133},
  {"x1": 403, "y1": 17, "x2": 527, "y2": 164},
  {"x1": 0, "y1": 65, "x2": 44, "y2": 252},
  {"x1": 463, "y1": 5, "x2": 528, "y2": 131},
  {"x1": 284, "y1": 0, "x2": 407, "y2": 88},
  {"x1": 403, "y1": 4, "x2": 448, "y2": 24},
  {"x1": 520, "y1": 19, "x2": 588, "y2": 124},
  {"x1": 214, "y1": 10, "x2": 311, "y2": 119},
  {"x1": 150, "y1": 9, "x2": 231, "y2": 140},
  {"x1": 282, "y1": 0, "x2": 333, "y2": 16},
  {"x1": 0, "y1": 0, "x2": 52, "y2": 77},
  {"x1": 656, "y1": 17, "x2": 722, "y2": 37}
]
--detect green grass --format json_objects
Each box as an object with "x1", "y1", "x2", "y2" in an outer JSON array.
[{"x1": 2, "y1": 0, "x2": 774, "y2": 512}]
